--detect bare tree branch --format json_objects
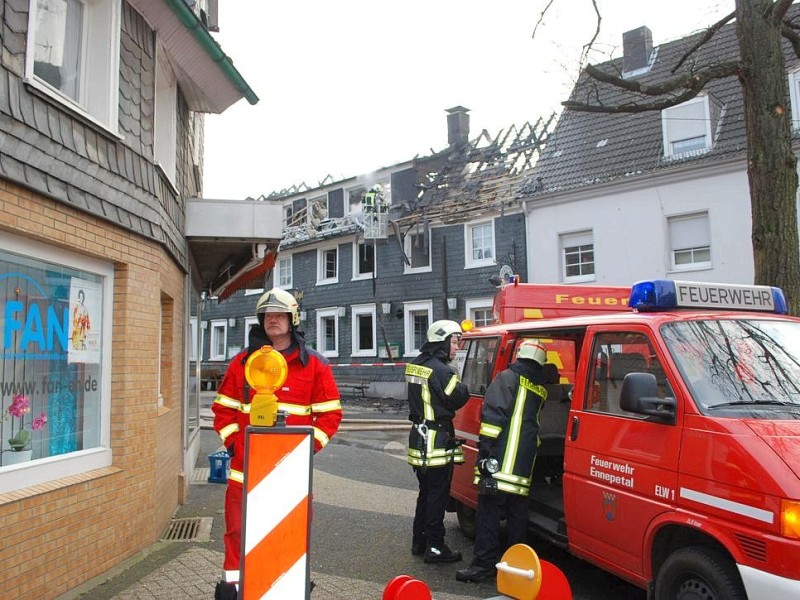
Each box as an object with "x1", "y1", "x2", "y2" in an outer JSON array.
[
  {"x1": 563, "y1": 87, "x2": 701, "y2": 113},
  {"x1": 773, "y1": 0, "x2": 795, "y2": 23},
  {"x1": 672, "y1": 11, "x2": 736, "y2": 73},
  {"x1": 782, "y1": 23, "x2": 800, "y2": 58},
  {"x1": 531, "y1": 0, "x2": 557, "y2": 39},
  {"x1": 585, "y1": 60, "x2": 740, "y2": 95},
  {"x1": 578, "y1": 0, "x2": 602, "y2": 69}
]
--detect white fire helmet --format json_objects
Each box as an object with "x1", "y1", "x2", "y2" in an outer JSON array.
[
  {"x1": 517, "y1": 339, "x2": 547, "y2": 365},
  {"x1": 426, "y1": 320, "x2": 463, "y2": 343},
  {"x1": 256, "y1": 288, "x2": 300, "y2": 326}
]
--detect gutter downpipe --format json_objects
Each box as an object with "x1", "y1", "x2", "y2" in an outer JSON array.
[{"x1": 164, "y1": 0, "x2": 259, "y2": 106}]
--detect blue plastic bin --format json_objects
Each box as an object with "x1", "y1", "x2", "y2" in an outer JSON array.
[{"x1": 208, "y1": 450, "x2": 230, "y2": 484}]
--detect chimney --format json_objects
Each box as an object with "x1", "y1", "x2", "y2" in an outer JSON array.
[
  {"x1": 622, "y1": 26, "x2": 652, "y2": 74},
  {"x1": 446, "y1": 106, "x2": 470, "y2": 147}
]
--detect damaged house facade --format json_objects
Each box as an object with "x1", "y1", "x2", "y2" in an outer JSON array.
[
  {"x1": 521, "y1": 21, "x2": 800, "y2": 286},
  {"x1": 199, "y1": 107, "x2": 554, "y2": 395}
]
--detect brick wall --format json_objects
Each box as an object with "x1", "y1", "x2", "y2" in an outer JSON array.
[{"x1": 0, "y1": 180, "x2": 186, "y2": 599}]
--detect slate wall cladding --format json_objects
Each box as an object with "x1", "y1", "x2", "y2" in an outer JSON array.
[{"x1": 0, "y1": 0, "x2": 189, "y2": 268}]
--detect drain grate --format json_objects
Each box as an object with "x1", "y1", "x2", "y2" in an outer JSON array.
[{"x1": 161, "y1": 517, "x2": 213, "y2": 542}]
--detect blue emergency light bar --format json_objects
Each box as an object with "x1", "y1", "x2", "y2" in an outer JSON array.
[{"x1": 629, "y1": 279, "x2": 788, "y2": 314}]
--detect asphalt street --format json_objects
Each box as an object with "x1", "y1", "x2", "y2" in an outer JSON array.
[{"x1": 61, "y1": 397, "x2": 646, "y2": 599}]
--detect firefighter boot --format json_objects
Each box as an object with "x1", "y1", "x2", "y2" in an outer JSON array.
[
  {"x1": 455, "y1": 563, "x2": 497, "y2": 583},
  {"x1": 214, "y1": 580, "x2": 238, "y2": 600},
  {"x1": 411, "y1": 534, "x2": 426, "y2": 556},
  {"x1": 424, "y1": 543, "x2": 462, "y2": 564}
]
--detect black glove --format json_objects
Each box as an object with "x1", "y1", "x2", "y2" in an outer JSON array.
[{"x1": 478, "y1": 440, "x2": 495, "y2": 462}]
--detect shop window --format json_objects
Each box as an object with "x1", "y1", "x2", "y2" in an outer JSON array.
[{"x1": 0, "y1": 232, "x2": 113, "y2": 493}]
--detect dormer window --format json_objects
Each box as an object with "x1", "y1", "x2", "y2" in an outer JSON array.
[{"x1": 661, "y1": 95, "x2": 713, "y2": 159}]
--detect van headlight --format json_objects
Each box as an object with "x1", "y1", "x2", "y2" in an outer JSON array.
[{"x1": 781, "y1": 500, "x2": 800, "y2": 539}]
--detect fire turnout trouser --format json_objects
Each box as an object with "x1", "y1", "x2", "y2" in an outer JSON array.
[
  {"x1": 223, "y1": 483, "x2": 243, "y2": 583},
  {"x1": 471, "y1": 491, "x2": 529, "y2": 568},
  {"x1": 413, "y1": 463, "x2": 453, "y2": 550}
]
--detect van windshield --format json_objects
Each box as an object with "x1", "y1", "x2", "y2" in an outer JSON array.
[{"x1": 661, "y1": 319, "x2": 800, "y2": 418}]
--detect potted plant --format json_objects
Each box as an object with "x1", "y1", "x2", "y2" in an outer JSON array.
[{"x1": 4, "y1": 393, "x2": 47, "y2": 464}]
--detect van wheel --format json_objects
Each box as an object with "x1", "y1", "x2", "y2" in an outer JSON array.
[
  {"x1": 654, "y1": 546, "x2": 746, "y2": 600},
  {"x1": 456, "y1": 501, "x2": 476, "y2": 540}
]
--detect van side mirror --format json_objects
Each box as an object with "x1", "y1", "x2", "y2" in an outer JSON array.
[{"x1": 620, "y1": 372, "x2": 676, "y2": 424}]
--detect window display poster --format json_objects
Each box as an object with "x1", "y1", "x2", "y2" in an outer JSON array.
[{"x1": 68, "y1": 278, "x2": 101, "y2": 364}]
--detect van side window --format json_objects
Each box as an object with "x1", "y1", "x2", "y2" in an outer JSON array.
[
  {"x1": 586, "y1": 332, "x2": 667, "y2": 415},
  {"x1": 461, "y1": 337, "x2": 499, "y2": 396}
]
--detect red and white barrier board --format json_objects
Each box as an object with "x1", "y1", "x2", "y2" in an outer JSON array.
[{"x1": 240, "y1": 426, "x2": 314, "y2": 599}]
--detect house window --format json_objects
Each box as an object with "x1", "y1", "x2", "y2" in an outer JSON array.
[
  {"x1": 789, "y1": 70, "x2": 800, "y2": 130},
  {"x1": 243, "y1": 316, "x2": 259, "y2": 346},
  {"x1": 154, "y1": 44, "x2": 177, "y2": 184},
  {"x1": 347, "y1": 187, "x2": 365, "y2": 215},
  {"x1": 0, "y1": 231, "x2": 113, "y2": 493},
  {"x1": 276, "y1": 255, "x2": 292, "y2": 288},
  {"x1": 668, "y1": 212, "x2": 711, "y2": 271},
  {"x1": 26, "y1": 0, "x2": 121, "y2": 130},
  {"x1": 404, "y1": 228, "x2": 431, "y2": 273},
  {"x1": 465, "y1": 220, "x2": 495, "y2": 268},
  {"x1": 466, "y1": 298, "x2": 494, "y2": 327},
  {"x1": 353, "y1": 241, "x2": 375, "y2": 279},
  {"x1": 561, "y1": 230, "x2": 595, "y2": 282},
  {"x1": 209, "y1": 320, "x2": 227, "y2": 361},
  {"x1": 316, "y1": 308, "x2": 339, "y2": 357},
  {"x1": 662, "y1": 95, "x2": 712, "y2": 158},
  {"x1": 403, "y1": 300, "x2": 432, "y2": 356},
  {"x1": 317, "y1": 246, "x2": 338, "y2": 284},
  {"x1": 351, "y1": 304, "x2": 377, "y2": 356}
]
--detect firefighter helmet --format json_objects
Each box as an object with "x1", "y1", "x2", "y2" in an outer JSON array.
[
  {"x1": 256, "y1": 288, "x2": 300, "y2": 326},
  {"x1": 517, "y1": 339, "x2": 547, "y2": 365},
  {"x1": 426, "y1": 320, "x2": 463, "y2": 343}
]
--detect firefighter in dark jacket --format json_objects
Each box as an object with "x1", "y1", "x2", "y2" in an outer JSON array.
[
  {"x1": 456, "y1": 339, "x2": 552, "y2": 583},
  {"x1": 406, "y1": 319, "x2": 470, "y2": 563}
]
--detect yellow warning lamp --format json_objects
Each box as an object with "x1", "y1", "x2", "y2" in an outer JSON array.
[{"x1": 244, "y1": 345, "x2": 288, "y2": 427}]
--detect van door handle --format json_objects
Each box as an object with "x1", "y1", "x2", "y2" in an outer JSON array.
[{"x1": 570, "y1": 415, "x2": 579, "y2": 441}]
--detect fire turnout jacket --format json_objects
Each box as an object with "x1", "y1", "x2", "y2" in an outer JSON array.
[
  {"x1": 406, "y1": 341, "x2": 469, "y2": 468},
  {"x1": 474, "y1": 360, "x2": 548, "y2": 496},
  {"x1": 213, "y1": 330, "x2": 342, "y2": 486}
]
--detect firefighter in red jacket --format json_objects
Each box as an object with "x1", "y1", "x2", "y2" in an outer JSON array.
[{"x1": 213, "y1": 288, "x2": 342, "y2": 599}]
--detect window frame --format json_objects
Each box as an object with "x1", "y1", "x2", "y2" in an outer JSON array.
[
  {"x1": 243, "y1": 316, "x2": 259, "y2": 347},
  {"x1": 789, "y1": 68, "x2": 800, "y2": 131},
  {"x1": 560, "y1": 230, "x2": 595, "y2": 283},
  {"x1": 154, "y1": 42, "x2": 177, "y2": 184},
  {"x1": 316, "y1": 244, "x2": 339, "y2": 285},
  {"x1": 316, "y1": 307, "x2": 339, "y2": 358},
  {"x1": 464, "y1": 220, "x2": 496, "y2": 269},
  {"x1": 465, "y1": 297, "x2": 494, "y2": 327},
  {"x1": 275, "y1": 255, "x2": 293, "y2": 288},
  {"x1": 661, "y1": 94, "x2": 712, "y2": 159},
  {"x1": 403, "y1": 300, "x2": 433, "y2": 357},
  {"x1": 668, "y1": 212, "x2": 712, "y2": 272},
  {"x1": 25, "y1": 0, "x2": 121, "y2": 134},
  {"x1": 352, "y1": 240, "x2": 376, "y2": 280},
  {"x1": 0, "y1": 230, "x2": 114, "y2": 494},
  {"x1": 209, "y1": 319, "x2": 228, "y2": 361},
  {"x1": 351, "y1": 304, "x2": 377, "y2": 357},
  {"x1": 404, "y1": 227, "x2": 432, "y2": 274}
]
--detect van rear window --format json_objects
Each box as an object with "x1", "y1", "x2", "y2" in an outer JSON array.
[{"x1": 461, "y1": 337, "x2": 500, "y2": 396}]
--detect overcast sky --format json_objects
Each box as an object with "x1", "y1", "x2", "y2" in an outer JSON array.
[{"x1": 203, "y1": 0, "x2": 733, "y2": 200}]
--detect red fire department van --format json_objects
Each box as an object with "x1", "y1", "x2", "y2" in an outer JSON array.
[{"x1": 452, "y1": 278, "x2": 800, "y2": 599}]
